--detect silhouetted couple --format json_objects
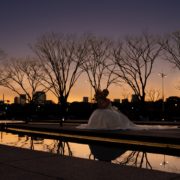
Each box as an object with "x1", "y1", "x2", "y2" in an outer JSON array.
[{"x1": 77, "y1": 89, "x2": 138, "y2": 130}]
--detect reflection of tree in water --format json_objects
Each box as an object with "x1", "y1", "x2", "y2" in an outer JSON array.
[
  {"x1": 55, "y1": 140, "x2": 73, "y2": 156},
  {"x1": 115, "y1": 151, "x2": 152, "y2": 169},
  {"x1": 29, "y1": 136, "x2": 44, "y2": 150},
  {"x1": 29, "y1": 138, "x2": 73, "y2": 156},
  {"x1": 7, "y1": 134, "x2": 73, "y2": 156},
  {"x1": 5, "y1": 135, "x2": 31, "y2": 148},
  {"x1": 89, "y1": 144, "x2": 152, "y2": 169},
  {"x1": 16, "y1": 136, "x2": 44, "y2": 150}
]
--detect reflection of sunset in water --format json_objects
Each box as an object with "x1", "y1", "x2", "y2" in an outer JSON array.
[
  {"x1": 0, "y1": 131, "x2": 179, "y2": 174},
  {"x1": 114, "y1": 151, "x2": 180, "y2": 173},
  {"x1": 0, "y1": 132, "x2": 91, "y2": 156}
]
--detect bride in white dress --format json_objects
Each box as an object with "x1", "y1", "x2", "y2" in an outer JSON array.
[
  {"x1": 77, "y1": 89, "x2": 177, "y2": 130},
  {"x1": 77, "y1": 89, "x2": 140, "y2": 130}
]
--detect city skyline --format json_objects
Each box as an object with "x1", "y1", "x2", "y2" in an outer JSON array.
[
  {"x1": 1, "y1": 86, "x2": 179, "y2": 104},
  {"x1": 0, "y1": 0, "x2": 180, "y2": 102}
]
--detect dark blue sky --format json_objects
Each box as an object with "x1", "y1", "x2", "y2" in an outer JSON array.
[
  {"x1": 0, "y1": 0, "x2": 180, "y2": 57},
  {"x1": 0, "y1": 0, "x2": 180, "y2": 101}
]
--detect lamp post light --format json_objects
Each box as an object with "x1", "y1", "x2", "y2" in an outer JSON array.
[
  {"x1": 159, "y1": 72, "x2": 167, "y2": 120},
  {"x1": 160, "y1": 154, "x2": 168, "y2": 167}
]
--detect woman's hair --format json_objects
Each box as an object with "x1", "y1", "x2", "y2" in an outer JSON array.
[{"x1": 94, "y1": 89, "x2": 109, "y2": 101}]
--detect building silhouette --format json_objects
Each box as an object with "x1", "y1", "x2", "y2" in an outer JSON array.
[
  {"x1": 113, "y1": 99, "x2": 121, "y2": 103},
  {"x1": 33, "y1": 91, "x2": 46, "y2": 104},
  {"x1": 14, "y1": 94, "x2": 26, "y2": 105},
  {"x1": 131, "y1": 94, "x2": 139, "y2": 103},
  {"x1": 83, "y1": 96, "x2": 89, "y2": 103}
]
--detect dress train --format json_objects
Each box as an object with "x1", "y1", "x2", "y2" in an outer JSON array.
[{"x1": 77, "y1": 106, "x2": 177, "y2": 130}]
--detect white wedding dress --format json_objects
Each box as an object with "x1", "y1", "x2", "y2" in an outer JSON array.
[
  {"x1": 77, "y1": 105, "x2": 178, "y2": 130},
  {"x1": 77, "y1": 105, "x2": 140, "y2": 130}
]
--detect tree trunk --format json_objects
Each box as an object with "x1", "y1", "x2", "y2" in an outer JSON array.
[
  {"x1": 139, "y1": 93, "x2": 147, "y2": 120},
  {"x1": 59, "y1": 96, "x2": 68, "y2": 126}
]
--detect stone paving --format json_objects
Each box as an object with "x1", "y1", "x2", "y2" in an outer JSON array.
[{"x1": 0, "y1": 144, "x2": 179, "y2": 180}]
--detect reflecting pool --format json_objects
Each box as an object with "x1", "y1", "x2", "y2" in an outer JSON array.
[{"x1": 0, "y1": 131, "x2": 179, "y2": 174}]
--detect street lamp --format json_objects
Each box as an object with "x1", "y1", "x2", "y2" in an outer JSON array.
[{"x1": 159, "y1": 72, "x2": 167, "y2": 120}]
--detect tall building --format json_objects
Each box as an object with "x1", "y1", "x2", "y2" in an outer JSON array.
[
  {"x1": 33, "y1": 91, "x2": 46, "y2": 104},
  {"x1": 131, "y1": 94, "x2": 139, "y2": 103},
  {"x1": 83, "y1": 96, "x2": 89, "y2": 103},
  {"x1": 122, "y1": 98, "x2": 129, "y2": 103},
  {"x1": 14, "y1": 96, "x2": 20, "y2": 104},
  {"x1": 113, "y1": 99, "x2": 121, "y2": 103},
  {"x1": 20, "y1": 94, "x2": 26, "y2": 105}
]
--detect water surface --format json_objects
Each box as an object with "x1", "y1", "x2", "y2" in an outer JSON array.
[{"x1": 0, "y1": 131, "x2": 179, "y2": 174}]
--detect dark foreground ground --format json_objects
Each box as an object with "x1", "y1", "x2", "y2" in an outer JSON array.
[{"x1": 0, "y1": 144, "x2": 179, "y2": 180}]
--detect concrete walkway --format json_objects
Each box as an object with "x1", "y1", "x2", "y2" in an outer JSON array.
[{"x1": 0, "y1": 144, "x2": 179, "y2": 180}]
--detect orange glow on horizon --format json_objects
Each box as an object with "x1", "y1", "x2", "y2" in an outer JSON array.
[
  {"x1": 0, "y1": 61, "x2": 179, "y2": 104},
  {"x1": 1, "y1": 83, "x2": 179, "y2": 104}
]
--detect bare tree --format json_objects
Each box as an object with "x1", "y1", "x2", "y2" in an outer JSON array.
[
  {"x1": 160, "y1": 31, "x2": 180, "y2": 70},
  {"x1": 81, "y1": 35, "x2": 119, "y2": 94},
  {"x1": 33, "y1": 33, "x2": 86, "y2": 121},
  {"x1": 146, "y1": 88, "x2": 160, "y2": 102},
  {"x1": 175, "y1": 81, "x2": 180, "y2": 91},
  {"x1": 0, "y1": 57, "x2": 45, "y2": 102},
  {"x1": 112, "y1": 33, "x2": 161, "y2": 103},
  {"x1": 121, "y1": 88, "x2": 130, "y2": 100},
  {"x1": 160, "y1": 31, "x2": 180, "y2": 92}
]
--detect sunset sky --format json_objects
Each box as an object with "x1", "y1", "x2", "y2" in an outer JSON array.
[{"x1": 0, "y1": 0, "x2": 180, "y2": 103}]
